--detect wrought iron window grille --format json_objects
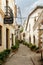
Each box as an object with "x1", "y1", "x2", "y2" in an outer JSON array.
[{"x1": 4, "y1": 6, "x2": 14, "y2": 24}]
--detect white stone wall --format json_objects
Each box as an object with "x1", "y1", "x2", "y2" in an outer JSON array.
[
  {"x1": 23, "y1": 20, "x2": 27, "y2": 31},
  {"x1": 0, "y1": 0, "x2": 15, "y2": 14},
  {"x1": 0, "y1": 0, "x2": 16, "y2": 52},
  {"x1": 33, "y1": 27, "x2": 39, "y2": 47},
  {"x1": 25, "y1": 31, "x2": 29, "y2": 43},
  {"x1": 0, "y1": 13, "x2": 15, "y2": 52},
  {"x1": 25, "y1": 8, "x2": 43, "y2": 46},
  {"x1": 0, "y1": 0, "x2": 6, "y2": 13}
]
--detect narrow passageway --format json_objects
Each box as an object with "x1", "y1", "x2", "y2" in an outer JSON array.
[
  {"x1": 15, "y1": 44, "x2": 34, "y2": 56},
  {"x1": 4, "y1": 44, "x2": 40, "y2": 65}
]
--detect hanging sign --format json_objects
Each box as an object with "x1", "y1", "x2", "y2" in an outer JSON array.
[{"x1": 4, "y1": 16, "x2": 13, "y2": 24}]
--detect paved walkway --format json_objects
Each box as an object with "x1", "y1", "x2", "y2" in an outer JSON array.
[{"x1": 4, "y1": 44, "x2": 43, "y2": 65}]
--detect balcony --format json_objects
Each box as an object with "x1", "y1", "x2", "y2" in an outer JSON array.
[{"x1": 4, "y1": 6, "x2": 13, "y2": 24}]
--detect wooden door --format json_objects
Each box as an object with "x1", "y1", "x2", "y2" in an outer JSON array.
[{"x1": 6, "y1": 28, "x2": 9, "y2": 49}]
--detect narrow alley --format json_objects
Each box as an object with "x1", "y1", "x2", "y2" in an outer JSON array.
[
  {"x1": 4, "y1": 44, "x2": 41, "y2": 65},
  {"x1": 0, "y1": 0, "x2": 43, "y2": 65}
]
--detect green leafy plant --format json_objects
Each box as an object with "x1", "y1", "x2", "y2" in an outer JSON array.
[
  {"x1": 11, "y1": 38, "x2": 19, "y2": 51},
  {"x1": 35, "y1": 47, "x2": 39, "y2": 50},
  {"x1": 29, "y1": 43, "x2": 32, "y2": 48},
  {"x1": 0, "y1": 49, "x2": 11, "y2": 64},
  {"x1": 30, "y1": 45, "x2": 36, "y2": 50},
  {"x1": 29, "y1": 44, "x2": 39, "y2": 51},
  {"x1": 18, "y1": 40, "x2": 23, "y2": 43},
  {"x1": 11, "y1": 44, "x2": 19, "y2": 50},
  {"x1": 20, "y1": 28, "x2": 23, "y2": 33},
  {"x1": 22, "y1": 40, "x2": 39, "y2": 52},
  {"x1": 22, "y1": 41, "x2": 29, "y2": 47}
]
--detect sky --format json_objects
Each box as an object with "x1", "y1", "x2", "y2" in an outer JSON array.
[
  {"x1": 15, "y1": 0, "x2": 38, "y2": 17},
  {"x1": 15, "y1": 0, "x2": 43, "y2": 25}
]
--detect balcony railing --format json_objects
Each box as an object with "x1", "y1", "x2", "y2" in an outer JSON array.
[{"x1": 4, "y1": 6, "x2": 13, "y2": 24}]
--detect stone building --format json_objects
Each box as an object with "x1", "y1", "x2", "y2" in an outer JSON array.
[
  {"x1": 24, "y1": 1, "x2": 43, "y2": 47},
  {"x1": 0, "y1": 0, "x2": 17, "y2": 52}
]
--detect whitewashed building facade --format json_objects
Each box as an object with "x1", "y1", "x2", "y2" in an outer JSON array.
[
  {"x1": 0, "y1": 0, "x2": 17, "y2": 52},
  {"x1": 24, "y1": 5, "x2": 43, "y2": 47}
]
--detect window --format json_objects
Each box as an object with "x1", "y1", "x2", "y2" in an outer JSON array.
[
  {"x1": 33, "y1": 36, "x2": 35, "y2": 44},
  {"x1": 34, "y1": 16, "x2": 38, "y2": 22},
  {"x1": 0, "y1": 26, "x2": 2, "y2": 46},
  {"x1": 12, "y1": 34, "x2": 13, "y2": 46},
  {"x1": 34, "y1": 17, "x2": 36, "y2": 22},
  {"x1": 29, "y1": 36, "x2": 31, "y2": 43}
]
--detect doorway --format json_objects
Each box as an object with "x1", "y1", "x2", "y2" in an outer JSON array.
[
  {"x1": 33, "y1": 35, "x2": 35, "y2": 44},
  {"x1": 12, "y1": 34, "x2": 13, "y2": 46},
  {"x1": 6, "y1": 28, "x2": 9, "y2": 49}
]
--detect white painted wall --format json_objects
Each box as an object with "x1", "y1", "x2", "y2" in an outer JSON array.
[
  {"x1": 25, "y1": 8, "x2": 43, "y2": 46},
  {"x1": 0, "y1": 0, "x2": 16, "y2": 52},
  {"x1": 0, "y1": 0, "x2": 6, "y2": 13},
  {"x1": 33, "y1": 27, "x2": 39, "y2": 46}
]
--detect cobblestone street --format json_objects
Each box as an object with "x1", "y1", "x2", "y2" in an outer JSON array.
[
  {"x1": 4, "y1": 44, "x2": 42, "y2": 65},
  {"x1": 0, "y1": 0, "x2": 43, "y2": 65}
]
